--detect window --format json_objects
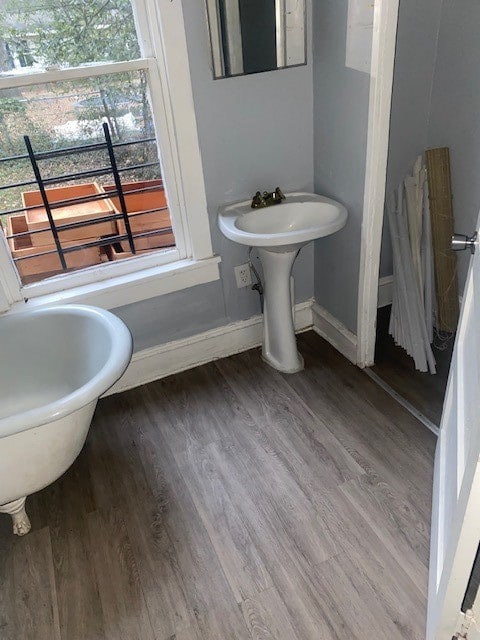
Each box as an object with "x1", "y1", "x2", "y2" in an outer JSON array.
[{"x1": 0, "y1": 0, "x2": 217, "y2": 312}]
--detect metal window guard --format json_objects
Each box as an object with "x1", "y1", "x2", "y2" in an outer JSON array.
[{"x1": 0, "y1": 123, "x2": 174, "y2": 271}]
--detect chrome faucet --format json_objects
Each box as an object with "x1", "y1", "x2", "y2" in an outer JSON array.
[{"x1": 251, "y1": 187, "x2": 286, "y2": 209}]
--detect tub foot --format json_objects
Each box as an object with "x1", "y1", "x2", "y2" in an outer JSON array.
[{"x1": 0, "y1": 497, "x2": 31, "y2": 536}]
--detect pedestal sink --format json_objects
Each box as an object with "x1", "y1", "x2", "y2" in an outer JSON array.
[{"x1": 218, "y1": 192, "x2": 348, "y2": 373}]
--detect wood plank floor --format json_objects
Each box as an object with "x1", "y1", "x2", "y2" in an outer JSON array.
[
  {"x1": 0, "y1": 331, "x2": 436, "y2": 640},
  {"x1": 372, "y1": 306, "x2": 453, "y2": 425}
]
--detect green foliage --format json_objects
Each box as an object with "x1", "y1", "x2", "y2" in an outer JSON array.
[
  {"x1": 2, "y1": 0, "x2": 140, "y2": 67},
  {"x1": 0, "y1": 96, "x2": 26, "y2": 115},
  {"x1": 0, "y1": 0, "x2": 148, "y2": 141},
  {"x1": 0, "y1": 96, "x2": 28, "y2": 154},
  {"x1": 0, "y1": 0, "x2": 158, "y2": 211}
]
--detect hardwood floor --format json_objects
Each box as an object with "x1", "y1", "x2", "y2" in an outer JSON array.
[
  {"x1": 0, "y1": 331, "x2": 436, "y2": 640},
  {"x1": 372, "y1": 306, "x2": 454, "y2": 425}
]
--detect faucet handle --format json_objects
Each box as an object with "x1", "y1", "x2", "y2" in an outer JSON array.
[
  {"x1": 251, "y1": 191, "x2": 267, "y2": 208},
  {"x1": 251, "y1": 188, "x2": 285, "y2": 208}
]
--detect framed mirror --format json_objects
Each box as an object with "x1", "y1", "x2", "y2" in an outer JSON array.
[{"x1": 205, "y1": 0, "x2": 306, "y2": 79}]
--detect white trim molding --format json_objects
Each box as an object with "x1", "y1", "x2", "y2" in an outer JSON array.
[
  {"x1": 356, "y1": 0, "x2": 400, "y2": 368},
  {"x1": 107, "y1": 299, "x2": 314, "y2": 395},
  {"x1": 147, "y1": 0, "x2": 214, "y2": 262},
  {"x1": 378, "y1": 275, "x2": 394, "y2": 308},
  {"x1": 8, "y1": 256, "x2": 221, "y2": 313},
  {"x1": 376, "y1": 275, "x2": 464, "y2": 310},
  {"x1": 0, "y1": 59, "x2": 148, "y2": 90},
  {"x1": 312, "y1": 303, "x2": 358, "y2": 365}
]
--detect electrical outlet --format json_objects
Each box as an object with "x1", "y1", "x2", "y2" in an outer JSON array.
[{"x1": 234, "y1": 263, "x2": 252, "y2": 288}]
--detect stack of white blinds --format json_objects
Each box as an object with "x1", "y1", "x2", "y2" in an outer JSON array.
[{"x1": 387, "y1": 156, "x2": 436, "y2": 373}]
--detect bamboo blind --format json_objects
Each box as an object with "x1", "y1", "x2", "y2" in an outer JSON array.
[{"x1": 425, "y1": 147, "x2": 459, "y2": 333}]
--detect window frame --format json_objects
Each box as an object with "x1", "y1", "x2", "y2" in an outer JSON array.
[{"x1": 0, "y1": 0, "x2": 218, "y2": 314}]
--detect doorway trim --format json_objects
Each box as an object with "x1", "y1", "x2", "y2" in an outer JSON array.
[{"x1": 356, "y1": 0, "x2": 400, "y2": 367}]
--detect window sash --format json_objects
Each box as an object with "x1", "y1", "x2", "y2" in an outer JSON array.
[
  {"x1": 0, "y1": 59, "x2": 149, "y2": 90},
  {"x1": 22, "y1": 246, "x2": 181, "y2": 298},
  {"x1": 0, "y1": 58, "x2": 188, "y2": 299},
  {"x1": 0, "y1": 0, "x2": 214, "y2": 310}
]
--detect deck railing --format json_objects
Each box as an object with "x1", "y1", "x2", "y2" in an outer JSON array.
[{"x1": 0, "y1": 123, "x2": 175, "y2": 282}]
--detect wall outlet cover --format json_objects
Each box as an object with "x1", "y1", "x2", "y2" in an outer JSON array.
[{"x1": 234, "y1": 263, "x2": 252, "y2": 288}]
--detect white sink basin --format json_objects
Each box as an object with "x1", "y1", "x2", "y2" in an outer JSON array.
[{"x1": 218, "y1": 192, "x2": 347, "y2": 249}]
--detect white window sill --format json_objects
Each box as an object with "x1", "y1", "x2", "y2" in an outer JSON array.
[{"x1": 8, "y1": 255, "x2": 221, "y2": 313}]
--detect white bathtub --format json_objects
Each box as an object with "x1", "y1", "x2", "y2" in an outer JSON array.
[{"x1": 0, "y1": 304, "x2": 132, "y2": 535}]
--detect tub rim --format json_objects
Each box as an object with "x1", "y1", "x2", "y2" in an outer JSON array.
[{"x1": 0, "y1": 304, "x2": 132, "y2": 439}]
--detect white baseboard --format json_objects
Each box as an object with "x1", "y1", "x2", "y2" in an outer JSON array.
[
  {"x1": 378, "y1": 275, "x2": 393, "y2": 308},
  {"x1": 311, "y1": 303, "x2": 358, "y2": 365},
  {"x1": 378, "y1": 275, "x2": 465, "y2": 309},
  {"x1": 107, "y1": 298, "x2": 314, "y2": 396}
]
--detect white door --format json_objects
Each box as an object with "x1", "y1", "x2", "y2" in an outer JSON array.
[{"x1": 427, "y1": 217, "x2": 480, "y2": 639}]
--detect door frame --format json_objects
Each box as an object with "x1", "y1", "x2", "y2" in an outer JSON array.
[{"x1": 356, "y1": 0, "x2": 400, "y2": 367}]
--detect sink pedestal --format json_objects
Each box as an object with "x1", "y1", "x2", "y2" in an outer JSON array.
[{"x1": 258, "y1": 247, "x2": 304, "y2": 373}]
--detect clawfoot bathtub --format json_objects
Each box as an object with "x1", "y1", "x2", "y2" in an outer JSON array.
[{"x1": 0, "y1": 304, "x2": 132, "y2": 535}]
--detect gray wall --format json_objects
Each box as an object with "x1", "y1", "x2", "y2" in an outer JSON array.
[
  {"x1": 312, "y1": 0, "x2": 370, "y2": 333},
  {"x1": 114, "y1": 280, "x2": 227, "y2": 353},
  {"x1": 427, "y1": 0, "x2": 480, "y2": 290},
  {"x1": 381, "y1": 0, "x2": 443, "y2": 277},
  {"x1": 381, "y1": 0, "x2": 479, "y2": 291},
  {"x1": 113, "y1": 1, "x2": 314, "y2": 352}
]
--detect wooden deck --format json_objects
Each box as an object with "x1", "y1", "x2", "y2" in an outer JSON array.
[{"x1": 0, "y1": 331, "x2": 436, "y2": 639}]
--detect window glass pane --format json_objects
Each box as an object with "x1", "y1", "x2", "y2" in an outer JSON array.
[
  {"x1": 0, "y1": 0, "x2": 140, "y2": 73},
  {"x1": 0, "y1": 71, "x2": 176, "y2": 285},
  {"x1": 1, "y1": 71, "x2": 158, "y2": 210}
]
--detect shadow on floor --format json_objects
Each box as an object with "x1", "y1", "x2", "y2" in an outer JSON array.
[{"x1": 371, "y1": 306, "x2": 454, "y2": 425}]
